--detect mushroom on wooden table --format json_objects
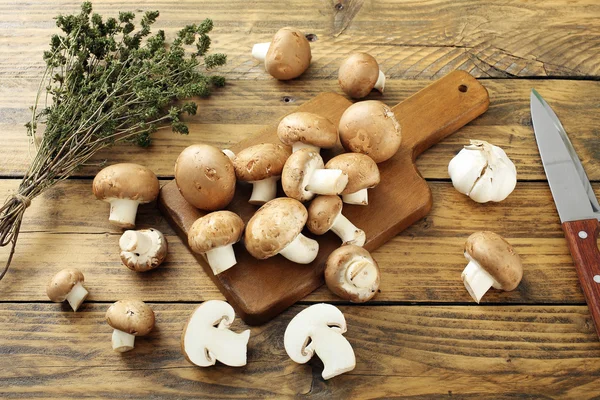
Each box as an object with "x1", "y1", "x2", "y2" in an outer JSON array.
[
  {"x1": 119, "y1": 228, "x2": 168, "y2": 272},
  {"x1": 277, "y1": 112, "x2": 338, "y2": 153},
  {"x1": 307, "y1": 195, "x2": 365, "y2": 246},
  {"x1": 252, "y1": 27, "x2": 312, "y2": 80},
  {"x1": 325, "y1": 245, "x2": 380, "y2": 303},
  {"x1": 338, "y1": 52, "x2": 386, "y2": 99},
  {"x1": 46, "y1": 268, "x2": 89, "y2": 312},
  {"x1": 105, "y1": 300, "x2": 155, "y2": 352},
  {"x1": 325, "y1": 153, "x2": 380, "y2": 205}
]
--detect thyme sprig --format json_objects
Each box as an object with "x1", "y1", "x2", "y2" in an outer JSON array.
[{"x1": 0, "y1": 2, "x2": 226, "y2": 279}]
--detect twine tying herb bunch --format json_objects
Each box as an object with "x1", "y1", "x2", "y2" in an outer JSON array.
[{"x1": 0, "y1": 2, "x2": 226, "y2": 280}]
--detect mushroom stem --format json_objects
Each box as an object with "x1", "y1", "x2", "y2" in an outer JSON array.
[
  {"x1": 461, "y1": 260, "x2": 498, "y2": 303},
  {"x1": 108, "y1": 198, "x2": 140, "y2": 228},
  {"x1": 373, "y1": 70, "x2": 386, "y2": 93},
  {"x1": 310, "y1": 327, "x2": 356, "y2": 380},
  {"x1": 292, "y1": 142, "x2": 320, "y2": 153},
  {"x1": 279, "y1": 233, "x2": 319, "y2": 264},
  {"x1": 331, "y1": 213, "x2": 366, "y2": 246},
  {"x1": 119, "y1": 230, "x2": 152, "y2": 254},
  {"x1": 345, "y1": 259, "x2": 378, "y2": 288},
  {"x1": 306, "y1": 170, "x2": 348, "y2": 195},
  {"x1": 65, "y1": 282, "x2": 88, "y2": 312},
  {"x1": 249, "y1": 176, "x2": 279, "y2": 205},
  {"x1": 222, "y1": 149, "x2": 235, "y2": 161},
  {"x1": 252, "y1": 42, "x2": 270, "y2": 62},
  {"x1": 342, "y1": 189, "x2": 369, "y2": 205},
  {"x1": 112, "y1": 329, "x2": 135, "y2": 352},
  {"x1": 206, "y1": 245, "x2": 237, "y2": 275}
]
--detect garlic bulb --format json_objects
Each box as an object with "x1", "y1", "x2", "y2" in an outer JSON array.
[{"x1": 448, "y1": 140, "x2": 517, "y2": 203}]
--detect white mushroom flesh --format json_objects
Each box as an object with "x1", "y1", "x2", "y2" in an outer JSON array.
[
  {"x1": 373, "y1": 70, "x2": 386, "y2": 93},
  {"x1": 343, "y1": 258, "x2": 379, "y2": 298},
  {"x1": 65, "y1": 282, "x2": 89, "y2": 312},
  {"x1": 279, "y1": 233, "x2": 319, "y2": 264},
  {"x1": 183, "y1": 300, "x2": 250, "y2": 367},
  {"x1": 461, "y1": 253, "x2": 501, "y2": 303},
  {"x1": 119, "y1": 229, "x2": 166, "y2": 269},
  {"x1": 206, "y1": 245, "x2": 238, "y2": 275},
  {"x1": 342, "y1": 188, "x2": 369, "y2": 206},
  {"x1": 108, "y1": 198, "x2": 141, "y2": 227},
  {"x1": 251, "y1": 42, "x2": 270, "y2": 62},
  {"x1": 305, "y1": 169, "x2": 348, "y2": 196},
  {"x1": 249, "y1": 176, "x2": 280, "y2": 205},
  {"x1": 292, "y1": 142, "x2": 320, "y2": 153},
  {"x1": 120, "y1": 230, "x2": 153, "y2": 254},
  {"x1": 330, "y1": 212, "x2": 366, "y2": 246},
  {"x1": 222, "y1": 149, "x2": 236, "y2": 161},
  {"x1": 448, "y1": 140, "x2": 517, "y2": 203},
  {"x1": 112, "y1": 329, "x2": 135, "y2": 352}
]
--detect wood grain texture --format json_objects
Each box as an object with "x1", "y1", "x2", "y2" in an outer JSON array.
[
  {"x1": 1, "y1": 303, "x2": 599, "y2": 399},
  {"x1": 0, "y1": 179, "x2": 591, "y2": 304},
  {"x1": 2, "y1": 79, "x2": 599, "y2": 181}
]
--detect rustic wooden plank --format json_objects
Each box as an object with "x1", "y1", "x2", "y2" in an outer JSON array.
[
  {"x1": 0, "y1": 0, "x2": 598, "y2": 81},
  {"x1": 0, "y1": 303, "x2": 599, "y2": 399},
  {"x1": 2, "y1": 79, "x2": 599, "y2": 181},
  {"x1": 0, "y1": 179, "x2": 590, "y2": 303}
]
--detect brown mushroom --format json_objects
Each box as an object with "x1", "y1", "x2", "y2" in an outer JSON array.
[
  {"x1": 232, "y1": 143, "x2": 291, "y2": 205},
  {"x1": 338, "y1": 100, "x2": 402, "y2": 163},
  {"x1": 245, "y1": 197, "x2": 318, "y2": 264},
  {"x1": 282, "y1": 148, "x2": 348, "y2": 202},
  {"x1": 325, "y1": 245, "x2": 380, "y2": 303},
  {"x1": 174, "y1": 144, "x2": 236, "y2": 211},
  {"x1": 277, "y1": 112, "x2": 338, "y2": 153},
  {"x1": 46, "y1": 268, "x2": 89, "y2": 312},
  {"x1": 252, "y1": 27, "x2": 312, "y2": 80},
  {"x1": 325, "y1": 153, "x2": 380, "y2": 205},
  {"x1": 307, "y1": 195, "x2": 365, "y2": 246},
  {"x1": 188, "y1": 211, "x2": 245, "y2": 275},
  {"x1": 119, "y1": 228, "x2": 168, "y2": 272},
  {"x1": 92, "y1": 163, "x2": 159, "y2": 228},
  {"x1": 106, "y1": 300, "x2": 155, "y2": 352},
  {"x1": 338, "y1": 53, "x2": 385, "y2": 99},
  {"x1": 462, "y1": 231, "x2": 523, "y2": 303}
]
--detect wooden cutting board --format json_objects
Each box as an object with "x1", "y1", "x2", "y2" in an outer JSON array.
[{"x1": 159, "y1": 70, "x2": 489, "y2": 325}]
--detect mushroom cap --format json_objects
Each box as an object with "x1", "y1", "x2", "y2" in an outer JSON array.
[
  {"x1": 46, "y1": 268, "x2": 85, "y2": 302},
  {"x1": 188, "y1": 211, "x2": 245, "y2": 254},
  {"x1": 277, "y1": 112, "x2": 338, "y2": 149},
  {"x1": 281, "y1": 148, "x2": 324, "y2": 201},
  {"x1": 265, "y1": 27, "x2": 312, "y2": 80},
  {"x1": 307, "y1": 195, "x2": 343, "y2": 235},
  {"x1": 325, "y1": 245, "x2": 380, "y2": 303},
  {"x1": 338, "y1": 53, "x2": 380, "y2": 99},
  {"x1": 338, "y1": 100, "x2": 402, "y2": 163},
  {"x1": 325, "y1": 153, "x2": 380, "y2": 194},
  {"x1": 233, "y1": 143, "x2": 291, "y2": 182},
  {"x1": 244, "y1": 197, "x2": 308, "y2": 259},
  {"x1": 92, "y1": 163, "x2": 159, "y2": 202},
  {"x1": 105, "y1": 300, "x2": 155, "y2": 336},
  {"x1": 174, "y1": 144, "x2": 236, "y2": 211},
  {"x1": 120, "y1": 229, "x2": 168, "y2": 272},
  {"x1": 464, "y1": 231, "x2": 523, "y2": 291}
]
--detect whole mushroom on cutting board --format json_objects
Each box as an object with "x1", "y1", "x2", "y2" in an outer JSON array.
[
  {"x1": 325, "y1": 245, "x2": 380, "y2": 303},
  {"x1": 252, "y1": 27, "x2": 312, "y2": 80},
  {"x1": 119, "y1": 228, "x2": 168, "y2": 272},
  {"x1": 277, "y1": 112, "x2": 338, "y2": 153},
  {"x1": 325, "y1": 153, "x2": 380, "y2": 205},
  {"x1": 307, "y1": 195, "x2": 365, "y2": 246},
  {"x1": 46, "y1": 268, "x2": 89, "y2": 312},
  {"x1": 338, "y1": 52, "x2": 385, "y2": 99},
  {"x1": 106, "y1": 300, "x2": 155, "y2": 352}
]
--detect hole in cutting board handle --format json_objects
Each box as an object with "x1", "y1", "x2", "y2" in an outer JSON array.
[{"x1": 458, "y1": 84, "x2": 468, "y2": 93}]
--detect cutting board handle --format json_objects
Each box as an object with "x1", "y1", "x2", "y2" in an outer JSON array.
[{"x1": 392, "y1": 70, "x2": 490, "y2": 160}]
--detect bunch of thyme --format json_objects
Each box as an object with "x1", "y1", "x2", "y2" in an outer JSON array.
[{"x1": 0, "y1": 2, "x2": 226, "y2": 279}]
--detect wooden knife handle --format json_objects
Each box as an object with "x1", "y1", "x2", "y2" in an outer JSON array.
[{"x1": 562, "y1": 219, "x2": 600, "y2": 337}]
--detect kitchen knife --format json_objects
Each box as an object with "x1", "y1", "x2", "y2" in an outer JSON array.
[{"x1": 531, "y1": 88, "x2": 600, "y2": 337}]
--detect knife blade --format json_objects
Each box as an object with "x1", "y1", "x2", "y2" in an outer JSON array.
[{"x1": 531, "y1": 88, "x2": 600, "y2": 338}]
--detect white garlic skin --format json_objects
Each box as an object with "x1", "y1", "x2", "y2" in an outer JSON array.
[{"x1": 448, "y1": 140, "x2": 517, "y2": 203}]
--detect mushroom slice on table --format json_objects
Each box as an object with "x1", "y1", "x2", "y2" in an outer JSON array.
[
  {"x1": 284, "y1": 303, "x2": 355, "y2": 380},
  {"x1": 188, "y1": 211, "x2": 245, "y2": 275},
  {"x1": 462, "y1": 231, "x2": 523, "y2": 303},
  {"x1": 232, "y1": 143, "x2": 291, "y2": 205},
  {"x1": 181, "y1": 300, "x2": 250, "y2": 367},
  {"x1": 325, "y1": 245, "x2": 380, "y2": 302},
  {"x1": 325, "y1": 153, "x2": 380, "y2": 205},
  {"x1": 105, "y1": 300, "x2": 155, "y2": 352},
  {"x1": 93, "y1": 163, "x2": 159, "y2": 228},
  {"x1": 338, "y1": 52, "x2": 385, "y2": 99},
  {"x1": 174, "y1": 144, "x2": 236, "y2": 211},
  {"x1": 252, "y1": 27, "x2": 312, "y2": 80},
  {"x1": 277, "y1": 112, "x2": 338, "y2": 153},
  {"x1": 307, "y1": 195, "x2": 365, "y2": 246},
  {"x1": 282, "y1": 148, "x2": 348, "y2": 202},
  {"x1": 338, "y1": 100, "x2": 402, "y2": 163},
  {"x1": 119, "y1": 228, "x2": 168, "y2": 272},
  {"x1": 448, "y1": 140, "x2": 517, "y2": 203},
  {"x1": 46, "y1": 268, "x2": 89, "y2": 311},
  {"x1": 245, "y1": 197, "x2": 318, "y2": 264}
]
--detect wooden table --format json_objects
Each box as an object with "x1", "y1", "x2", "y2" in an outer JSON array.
[{"x1": 1, "y1": 1, "x2": 599, "y2": 398}]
